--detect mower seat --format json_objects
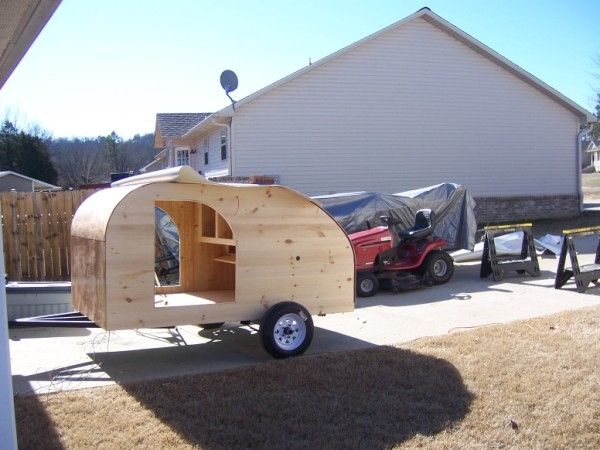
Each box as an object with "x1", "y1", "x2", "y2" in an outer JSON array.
[{"x1": 397, "y1": 209, "x2": 435, "y2": 240}]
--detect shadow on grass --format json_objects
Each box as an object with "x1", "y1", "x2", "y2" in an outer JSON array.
[
  {"x1": 13, "y1": 329, "x2": 474, "y2": 449},
  {"x1": 14, "y1": 395, "x2": 65, "y2": 450},
  {"x1": 117, "y1": 345, "x2": 474, "y2": 449}
]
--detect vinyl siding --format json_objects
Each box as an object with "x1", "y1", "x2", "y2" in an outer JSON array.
[
  {"x1": 193, "y1": 130, "x2": 228, "y2": 178},
  {"x1": 0, "y1": 175, "x2": 33, "y2": 192},
  {"x1": 231, "y1": 17, "x2": 580, "y2": 197}
]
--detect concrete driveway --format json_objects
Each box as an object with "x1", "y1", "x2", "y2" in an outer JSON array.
[{"x1": 9, "y1": 233, "x2": 600, "y2": 395}]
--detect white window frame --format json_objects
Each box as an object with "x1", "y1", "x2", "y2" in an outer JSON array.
[{"x1": 176, "y1": 148, "x2": 190, "y2": 166}]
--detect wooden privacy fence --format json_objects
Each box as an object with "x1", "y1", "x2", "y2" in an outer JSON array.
[{"x1": 1, "y1": 189, "x2": 101, "y2": 282}]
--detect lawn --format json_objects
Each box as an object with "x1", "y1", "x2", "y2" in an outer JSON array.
[{"x1": 14, "y1": 304, "x2": 600, "y2": 449}]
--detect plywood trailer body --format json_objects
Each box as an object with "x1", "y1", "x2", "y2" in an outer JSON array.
[{"x1": 70, "y1": 166, "x2": 355, "y2": 357}]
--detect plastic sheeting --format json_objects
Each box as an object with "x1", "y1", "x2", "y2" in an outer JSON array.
[
  {"x1": 450, "y1": 232, "x2": 563, "y2": 262},
  {"x1": 313, "y1": 182, "x2": 477, "y2": 251},
  {"x1": 155, "y1": 207, "x2": 180, "y2": 285}
]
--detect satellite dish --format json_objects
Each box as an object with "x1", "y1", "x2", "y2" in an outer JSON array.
[
  {"x1": 220, "y1": 70, "x2": 238, "y2": 94},
  {"x1": 220, "y1": 70, "x2": 238, "y2": 109}
]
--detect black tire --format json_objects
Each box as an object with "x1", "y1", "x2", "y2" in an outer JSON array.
[
  {"x1": 260, "y1": 302, "x2": 314, "y2": 359},
  {"x1": 424, "y1": 250, "x2": 454, "y2": 285},
  {"x1": 356, "y1": 272, "x2": 379, "y2": 297}
]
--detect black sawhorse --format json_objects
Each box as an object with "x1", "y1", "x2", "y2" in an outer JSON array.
[
  {"x1": 555, "y1": 226, "x2": 600, "y2": 293},
  {"x1": 480, "y1": 223, "x2": 540, "y2": 281}
]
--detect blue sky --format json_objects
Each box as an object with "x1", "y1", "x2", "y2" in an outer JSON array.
[{"x1": 0, "y1": 0, "x2": 599, "y2": 139}]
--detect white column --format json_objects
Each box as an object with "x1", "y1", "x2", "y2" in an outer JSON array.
[{"x1": 0, "y1": 203, "x2": 17, "y2": 449}]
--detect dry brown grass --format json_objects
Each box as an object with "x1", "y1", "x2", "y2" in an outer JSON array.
[
  {"x1": 402, "y1": 305, "x2": 600, "y2": 449},
  {"x1": 14, "y1": 304, "x2": 600, "y2": 449}
]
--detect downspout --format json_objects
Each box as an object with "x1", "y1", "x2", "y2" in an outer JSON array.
[
  {"x1": 577, "y1": 123, "x2": 593, "y2": 212},
  {"x1": 212, "y1": 118, "x2": 233, "y2": 177}
]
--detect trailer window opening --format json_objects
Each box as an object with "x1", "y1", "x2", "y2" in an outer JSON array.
[
  {"x1": 155, "y1": 206, "x2": 180, "y2": 287},
  {"x1": 153, "y1": 200, "x2": 236, "y2": 308}
]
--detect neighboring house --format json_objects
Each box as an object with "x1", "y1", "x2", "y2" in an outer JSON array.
[
  {"x1": 582, "y1": 137, "x2": 594, "y2": 170},
  {"x1": 151, "y1": 7, "x2": 596, "y2": 222},
  {"x1": 150, "y1": 113, "x2": 212, "y2": 174},
  {"x1": 0, "y1": 171, "x2": 59, "y2": 192},
  {"x1": 586, "y1": 139, "x2": 600, "y2": 172}
]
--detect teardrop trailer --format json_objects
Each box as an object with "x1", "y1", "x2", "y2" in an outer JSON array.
[{"x1": 67, "y1": 166, "x2": 356, "y2": 358}]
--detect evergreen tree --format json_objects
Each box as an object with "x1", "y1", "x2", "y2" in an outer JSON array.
[
  {"x1": 0, "y1": 119, "x2": 58, "y2": 185},
  {"x1": 103, "y1": 131, "x2": 127, "y2": 173},
  {"x1": 0, "y1": 119, "x2": 19, "y2": 170}
]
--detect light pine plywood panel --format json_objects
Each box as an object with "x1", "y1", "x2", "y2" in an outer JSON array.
[{"x1": 71, "y1": 168, "x2": 355, "y2": 330}]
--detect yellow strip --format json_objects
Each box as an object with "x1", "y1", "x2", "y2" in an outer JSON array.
[
  {"x1": 484, "y1": 223, "x2": 532, "y2": 231},
  {"x1": 563, "y1": 225, "x2": 600, "y2": 235}
]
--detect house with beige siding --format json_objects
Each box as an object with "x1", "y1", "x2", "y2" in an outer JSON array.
[{"x1": 151, "y1": 8, "x2": 596, "y2": 223}]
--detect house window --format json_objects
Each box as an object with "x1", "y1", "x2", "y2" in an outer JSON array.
[
  {"x1": 221, "y1": 131, "x2": 227, "y2": 160},
  {"x1": 204, "y1": 138, "x2": 209, "y2": 165},
  {"x1": 176, "y1": 149, "x2": 190, "y2": 166}
]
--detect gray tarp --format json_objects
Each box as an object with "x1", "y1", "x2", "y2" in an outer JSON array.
[{"x1": 313, "y1": 182, "x2": 477, "y2": 251}]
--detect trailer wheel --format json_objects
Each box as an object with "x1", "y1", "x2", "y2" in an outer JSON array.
[
  {"x1": 356, "y1": 272, "x2": 379, "y2": 297},
  {"x1": 260, "y1": 302, "x2": 314, "y2": 359},
  {"x1": 425, "y1": 250, "x2": 454, "y2": 285}
]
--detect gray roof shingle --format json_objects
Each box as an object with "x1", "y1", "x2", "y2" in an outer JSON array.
[{"x1": 156, "y1": 113, "x2": 212, "y2": 138}]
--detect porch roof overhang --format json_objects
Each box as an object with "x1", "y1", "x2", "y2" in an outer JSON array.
[
  {"x1": 0, "y1": 0, "x2": 62, "y2": 90},
  {"x1": 182, "y1": 112, "x2": 232, "y2": 139}
]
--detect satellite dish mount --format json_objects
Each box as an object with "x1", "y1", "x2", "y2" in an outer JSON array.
[{"x1": 220, "y1": 70, "x2": 238, "y2": 109}]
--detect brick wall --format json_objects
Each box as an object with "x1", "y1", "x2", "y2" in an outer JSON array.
[
  {"x1": 207, "y1": 177, "x2": 582, "y2": 225},
  {"x1": 211, "y1": 175, "x2": 278, "y2": 185},
  {"x1": 474, "y1": 194, "x2": 581, "y2": 224}
]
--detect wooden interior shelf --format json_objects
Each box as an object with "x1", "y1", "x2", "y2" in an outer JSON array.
[
  {"x1": 198, "y1": 236, "x2": 236, "y2": 245},
  {"x1": 199, "y1": 203, "x2": 237, "y2": 265},
  {"x1": 201, "y1": 203, "x2": 233, "y2": 239},
  {"x1": 214, "y1": 253, "x2": 236, "y2": 264}
]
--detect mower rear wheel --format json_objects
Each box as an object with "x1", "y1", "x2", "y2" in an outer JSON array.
[
  {"x1": 357, "y1": 272, "x2": 379, "y2": 297},
  {"x1": 425, "y1": 250, "x2": 454, "y2": 285}
]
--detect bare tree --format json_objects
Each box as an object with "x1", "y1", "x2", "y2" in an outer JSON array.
[
  {"x1": 591, "y1": 53, "x2": 600, "y2": 140},
  {"x1": 50, "y1": 137, "x2": 108, "y2": 189}
]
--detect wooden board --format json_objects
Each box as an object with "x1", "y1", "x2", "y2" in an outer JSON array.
[{"x1": 71, "y1": 166, "x2": 355, "y2": 330}]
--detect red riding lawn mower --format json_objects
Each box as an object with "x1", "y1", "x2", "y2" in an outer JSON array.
[{"x1": 349, "y1": 208, "x2": 454, "y2": 297}]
